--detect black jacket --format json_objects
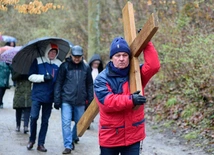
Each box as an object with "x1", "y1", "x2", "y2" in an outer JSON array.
[{"x1": 54, "y1": 57, "x2": 93, "y2": 107}]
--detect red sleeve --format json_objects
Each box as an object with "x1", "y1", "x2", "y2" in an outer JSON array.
[
  {"x1": 94, "y1": 81, "x2": 133, "y2": 113},
  {"x1": 141, "y1": 42, "x2": 160, "y2": 88}
]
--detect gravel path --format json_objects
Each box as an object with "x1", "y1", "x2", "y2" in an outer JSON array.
[{"x1": 0, "y1": 87, "x2": 208, "y2": 155}]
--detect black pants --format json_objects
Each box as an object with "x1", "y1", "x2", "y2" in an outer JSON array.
[
  {"x1": 100, "y1": 141, "x2": 140, "y2": 155},
  {"x1": 16, "y1": 107, "x2": 31, "y2": 127},
  {"x1": 0, "y1": 87, "x2": 6, "y2": 105}
]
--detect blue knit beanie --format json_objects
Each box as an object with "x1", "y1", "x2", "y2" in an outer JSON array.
[{"x1": 109, "y1": 37, "x2": 131, "y2": 58}]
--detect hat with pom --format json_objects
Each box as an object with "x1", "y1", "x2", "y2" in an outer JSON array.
[{"x1": 109, "y1": 37, "x2": 130, "y2": 58}]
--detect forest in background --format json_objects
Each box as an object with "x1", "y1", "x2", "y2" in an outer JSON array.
[{"x1": 0, "y1": 0, "x2": 214, "y2": 153}]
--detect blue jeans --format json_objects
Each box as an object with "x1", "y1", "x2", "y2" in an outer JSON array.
[
  {"x1": 61, "y1": 103, "x2": 85, "y2": 149},
  {"x1": 100, "y1": 141, "x2": 140, "y2": 155},
  {"x1": 29, "y1": 100, "x2": 52, "y2": 145}
]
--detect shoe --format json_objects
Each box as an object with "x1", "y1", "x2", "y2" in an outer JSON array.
[
  {"x1": 0, "y1": 105, "x2": 3, "y2": 109},
  {"x1": 16, "y1": 126, "x2": 20, "y2": 132},
  {"x1": 27, "y1": 142, "x2": 34, "y2": 150},
  {"x1": 74, "y1": 138, "x2": 79, "y2": 144},
  {"x1": 62, "y1": 148, "x2": 71, "y2": 154},
  {"x1": 72, "y1": 142, "x2": 75, "y2": 150},
  {"x1": 24, "y1": 127, "x2": 29, "y2": 134},
  {"x1": 37, "y1": 145, "x2": 47, "y2": 152}
]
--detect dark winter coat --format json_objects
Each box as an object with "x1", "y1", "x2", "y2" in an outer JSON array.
[
  {"x1": 54, "y1": 57, "x2": 94, "y2": 107},
  {"x1": 12, "y1": 71, "x2": 31, "y2": 109}
]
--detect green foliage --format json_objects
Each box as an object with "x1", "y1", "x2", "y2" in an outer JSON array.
[
  {"x1": 181, "y1": 105, "x2": 197, "y2": 119},
  {"x1": 148, "y1": 3, "x2": 214, "y2": 149},
  {"x1": 163, "y1": 120, "x2": 175, "y2": 128},
  {"x1": 183, "y1": 131, "x2": 199, "y2": 140},
  {"x1": 165, "y1": 98, "x2": 177, "y2": 107},
  {"x1": 151, "y1": 125, "x2": 159, "y2": 130},
  {"x1": 154, "y1": 114, "x2": 166, "y2": 122},
  {"x1": 200, "y1": 118, "x2": 211, "y2": 127},
  {"x1": 156, "y1": 94, "x2": 164, "y2": 100},
  {"x1": 177, "y1": 14, "x2": 191, "y2": 29}
]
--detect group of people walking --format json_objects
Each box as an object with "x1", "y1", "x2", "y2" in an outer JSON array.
[
  {"x1": 0, "y1": 41, "x2": 103, "y2": 154},
  {"x1": 24, "y1": 43, "x2": 104, "y2": 154},
  {"x1": 1, "y1": 35, "x2": 160, "y2": 155}
]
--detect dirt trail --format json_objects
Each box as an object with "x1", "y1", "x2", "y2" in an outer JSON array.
[{"x1": 0, "y1": 87, "x2": 208, "y2": 155}]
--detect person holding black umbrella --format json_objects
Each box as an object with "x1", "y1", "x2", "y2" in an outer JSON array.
[{"x1": 26, "y1": 43, "x2": 61, "y2": 152}]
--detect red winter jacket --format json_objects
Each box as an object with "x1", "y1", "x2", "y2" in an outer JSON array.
[{"x1": 94, "y1": 42, "x2": 160, "y2": 147}]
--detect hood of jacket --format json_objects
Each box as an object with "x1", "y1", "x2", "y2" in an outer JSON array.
[
  {"x1": 44, "y1": 43, "x2": 59, "y2": 63},
  {"x1": 88, "y1": 54, "x2": 103, "y2": 73}
]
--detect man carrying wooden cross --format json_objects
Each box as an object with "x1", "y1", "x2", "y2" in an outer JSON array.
[{"x1": 93, "y1": 35, "x2": 160, "y2": 154}]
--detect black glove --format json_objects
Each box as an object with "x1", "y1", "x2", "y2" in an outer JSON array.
[
  {"x1": 132, "y1": 91, "x2": 147, "y2": 106},
  {"x1": 54, "y1": 104, "x2": 60, "y2": 110},
  {"x1": 44, "y1": 74, "x2": 53, "y2": 82}
]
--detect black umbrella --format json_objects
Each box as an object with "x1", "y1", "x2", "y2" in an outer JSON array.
[{"x1": 12, "y1": 37, "x2": 72, "y2": 74}]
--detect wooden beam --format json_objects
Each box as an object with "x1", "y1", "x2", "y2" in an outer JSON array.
[
  {"x1": 130, "y1": 13, "x2": 158, "y2": 57},
  {"x1": 122, "y1": 1, "x2": 136, "y2": 45},
  {"x1": 129, "y1": 57, "x2": 142, "y2": 92},
  {"x1": 122, "y1": 1, "x2": 142, "y2": 109},
  {"x1": 122, "y1": 3, "x2": 159, "y2": 110},
  {"x1": 77, "y1": 99, "x2": 99, "y2": 137}
]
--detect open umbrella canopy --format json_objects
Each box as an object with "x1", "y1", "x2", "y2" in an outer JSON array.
[
  {"x1": 12, "y1": 37, "x2": 72, "y2": 74},
  {"x1": 0, "y1": 46, "x2": 22, "y2": 64},
  {"x1": 0, "y1": 35, "x2": 17, "y2": 42}
]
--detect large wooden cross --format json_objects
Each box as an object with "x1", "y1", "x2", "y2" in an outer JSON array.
[{"x1": 77, "y1": 1, "x2": 158, "y2": 137}]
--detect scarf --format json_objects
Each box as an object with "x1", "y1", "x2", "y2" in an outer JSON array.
[
  {"x1": 91, "y1": 68, "x2": 99, "y2": 82},
  {"x1": 109, "y1": 61, "x2": 130, "y2": 77}
]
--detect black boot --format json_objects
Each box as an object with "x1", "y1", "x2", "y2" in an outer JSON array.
[
  {"x1": 16, "y1": 126, "x2": 20, "y2": 132},
  {"x1": 24, "y1": 126, "x2": 29, "y2": 134}
]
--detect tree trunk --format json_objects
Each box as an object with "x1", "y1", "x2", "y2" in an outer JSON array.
[{"x1": 87, "y1": 0, "x2": 100, "y2": 61}]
